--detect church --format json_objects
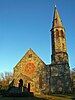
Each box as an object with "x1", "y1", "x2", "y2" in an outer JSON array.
[{"x1": 12, "y1": 6, "x2": 71, "y2": 94}]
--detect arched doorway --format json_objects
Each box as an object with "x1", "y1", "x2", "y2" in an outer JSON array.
[
  {"x1": 19, "y1": 79, "x2": 23, "y2": 87},
  {"x1": 19, "y1": 79, "x2": 23, "y2": 92}
]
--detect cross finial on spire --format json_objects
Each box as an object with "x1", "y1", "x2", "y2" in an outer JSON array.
[{"x1": 55, "y1": 5, "x2": 56, "y2": 7}]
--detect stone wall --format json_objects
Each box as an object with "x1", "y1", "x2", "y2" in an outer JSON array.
[{"x1": 50, "y1": 63, "x2": 71, "y2": 93}]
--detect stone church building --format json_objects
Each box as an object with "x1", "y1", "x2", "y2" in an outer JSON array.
[{"x1": 12, "y1": 6, "x2": 71, "y2": 94}]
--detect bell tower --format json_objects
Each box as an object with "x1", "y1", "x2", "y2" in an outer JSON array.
[
  {"x1": 51, "y1": 5, "x2": 68, "y2": 64},
  {"x1": 50, "y1": 5, "x2": 71, "y2": 94}
]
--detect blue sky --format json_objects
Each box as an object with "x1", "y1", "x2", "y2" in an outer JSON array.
[{"x1": 0, "y1": 0, "x2": 75, "y2": 73}]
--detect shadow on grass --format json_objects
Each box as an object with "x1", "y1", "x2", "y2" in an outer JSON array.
[
  {"x1": 0, "y1": 96, "x2": 48, "y2": 100},
  {"x1": 0, "y1": 90, "x2": 49, "y2": 100},
  {"x1": 0, "y1": 92, "x2": 48, "y2": 100}
]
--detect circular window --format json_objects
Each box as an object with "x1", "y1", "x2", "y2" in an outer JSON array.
[{"x1": 24, "y1": 62, "x2": 36, "y2": 76}]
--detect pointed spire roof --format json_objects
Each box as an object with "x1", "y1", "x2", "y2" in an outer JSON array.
[{"x1": 52, "y1": 5, "x2": 63, "y2": 28}]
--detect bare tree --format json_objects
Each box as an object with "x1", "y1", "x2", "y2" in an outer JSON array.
[
  {"x1": 0, "y1": 72, "x2": 5, "y2": 80},
  {"x1": 0, "y1": 72, "x2": 13, "y2": 90}
]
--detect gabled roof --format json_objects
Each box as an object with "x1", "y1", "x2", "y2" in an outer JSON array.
[
  {"x1": 25, "y1": 48, "x2": 45, "y2": 63},
  {"x1": 14, "y1": 48, "x2": 46, "y2": 69}
]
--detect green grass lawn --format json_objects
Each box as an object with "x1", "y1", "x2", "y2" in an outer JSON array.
[{"x1": 0, "y1": 94, "x2": 75, "y2": 100}]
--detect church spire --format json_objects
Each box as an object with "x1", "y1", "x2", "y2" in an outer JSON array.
[
  {"x1": 52, "y1": 5, "x2": 62, "y2": 28},
  {"x1": 51, "y1": 6, "x2": 68, "y2": 64}
]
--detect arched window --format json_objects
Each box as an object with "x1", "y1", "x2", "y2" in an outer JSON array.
[
  {"x1": 62, "y1": 43, "x2": 65, "y2": 50},
  {"x1": 60, "y1": 30, "x2": 64, "y2": 38},
  {"x1": 56, "y1": 29, "x2": 59, "y2": 39},
  {"x1": 39, "y1": 74, "x2": 42, "y2": 88},
  {"x1": 51, "y1": 33, "x2": 54, "y2": 43}
]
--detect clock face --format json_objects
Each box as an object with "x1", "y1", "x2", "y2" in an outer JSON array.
[{"x1": 24, "y1": 62, "x2": 36, "y2": 76}]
